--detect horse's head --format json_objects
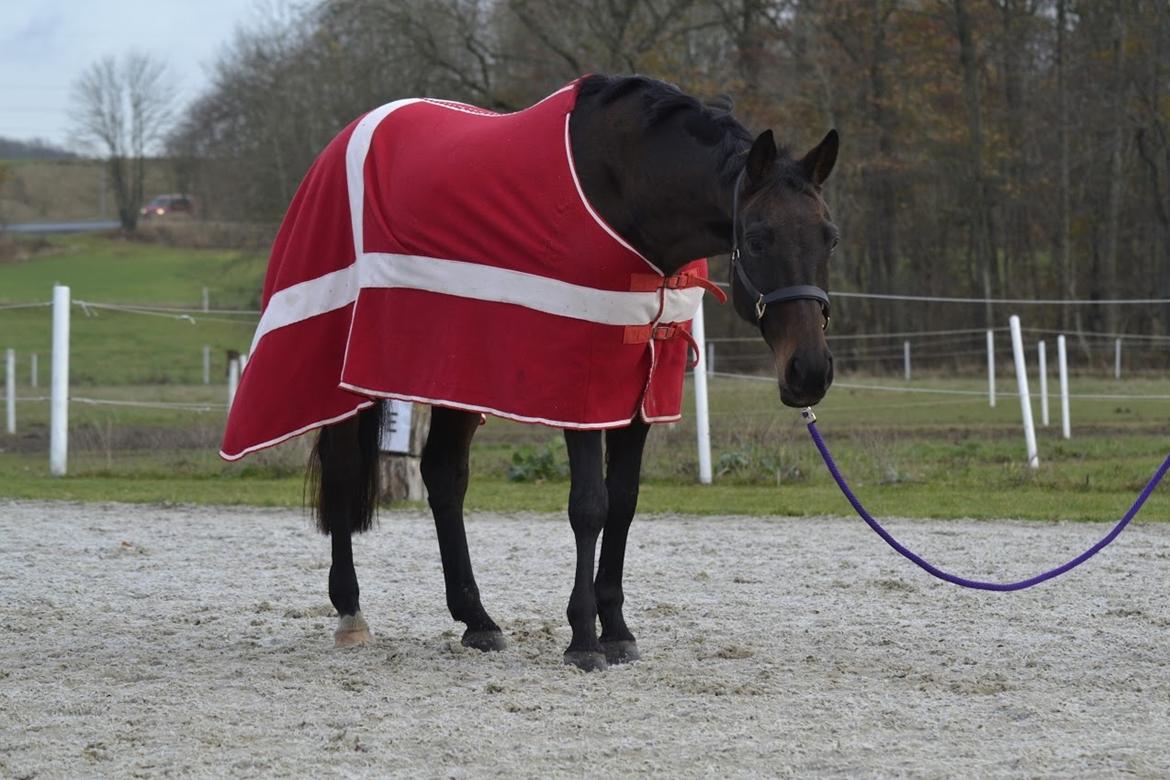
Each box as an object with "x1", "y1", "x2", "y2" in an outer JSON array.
[{"x1": 731, "y1": 128, "x2": 839, "y2": 408}]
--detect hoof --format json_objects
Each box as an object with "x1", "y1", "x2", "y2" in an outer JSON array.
[
  {"x1": 334, "y1": 612, "x2": 373, "y2": 647},
  {"x1": 462, "y1": 629, "x2": 507, "y2": 652},
  {"x1": 563, "y1": 649, "x2": 608, "y2": 672},
  {"x1": 601, "y1": 639, "x2": 640, "y2": 665}
]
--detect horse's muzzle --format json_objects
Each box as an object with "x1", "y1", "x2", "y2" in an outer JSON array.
[{"x1": 779, "y1": 347, "x2": 834, "y2": 407}]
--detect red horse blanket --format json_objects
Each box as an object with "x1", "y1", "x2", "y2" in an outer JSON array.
[{"x1": 221, "y1": 80, "x2": 716, "y2": 460}]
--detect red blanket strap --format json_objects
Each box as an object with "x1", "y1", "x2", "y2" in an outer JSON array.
[
  {"x1": 629, "y1": 272, "x2": 728, "y2": 304},
  {"x1": 623, "y1": 323, "x2": 702, "y2": 369}
]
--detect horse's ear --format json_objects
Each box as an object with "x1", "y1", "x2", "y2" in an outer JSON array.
[
  {"x1": 800, "y1": 129, "x2": 839, "y2": 187},
  {"x1": 745, "y1": 130, "x2": 777, "y2": 185}
]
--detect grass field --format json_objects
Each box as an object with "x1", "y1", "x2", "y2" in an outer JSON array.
[
  {"x1": 1, "y1": 376, "x2": 1166, "y2": 522},
  {"x1": 0, "y1": 158, "x2": 174, "y2": 224},
  {"x1": 1, "y1": 234, "x2": 1167, "y2": 521},
  {"x1": 0, "y1": 234, "x2": 263, "y2": 384}
]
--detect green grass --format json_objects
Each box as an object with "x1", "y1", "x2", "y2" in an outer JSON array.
[
  {"x1": 0, "y1": 235, "x2": 264, "y2": 384},
  {"x1": 1, "y1": 235, "x2": 1168, "y2": 520},
  {"x1": 0, "y1": 456, "x2": 306, "y2": 507},
  {"x1": 2, "y1": 448, "x2": 1165, "y2": 523},
  {"x1": 0, "y1": 234, "x2": 264, "y2": 305},
  {"x1": 1, "y1": 378, "x2": 1165, "y2": 522}
]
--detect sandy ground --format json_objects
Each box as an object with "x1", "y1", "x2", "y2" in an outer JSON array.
[{"x1": 1, "y1": 500, "x2": 1169, "y2": 779}]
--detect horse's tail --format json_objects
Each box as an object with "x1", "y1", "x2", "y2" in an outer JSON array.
[{"x1": 307, "y1": 403, "x2": 383, "y2": 535}]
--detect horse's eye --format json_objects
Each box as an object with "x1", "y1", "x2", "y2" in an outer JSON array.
[{"x1": 830, "y1": 236, "x2": 840, "y2": 253}]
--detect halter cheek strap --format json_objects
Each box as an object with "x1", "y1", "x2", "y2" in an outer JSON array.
[{"x1": 730, "y1": 170, "x2": 831, "y2": 328}]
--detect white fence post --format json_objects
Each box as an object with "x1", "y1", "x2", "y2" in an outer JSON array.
[
  {"x1": 1058, "y1": 335, "x2": 1071, "y2": 439},
  {"x1": 692, "y1": 304, "x2": 713, "y2": 485},
  {"x1": 50, "y1": 285, "x2": 70, "y2": 476},
  {"x1": 30, "y1": 353, "x2": 38, "y2": 388},
  {"x1": 1114, "y1": 337, "x2": 1121, "y2": 380},
  {"x1": 986, "y1": 330, "x2": 996, "y2": 407},
  {"x1": 706, "y1": 342, "x2": 715, "y2": 377},
  {"x1": 1038, "y1": 340, "x2": 1049, "y2": 427},
  {"x1": 202, "y1": 286, "x2": 210, "y2": 313},
  {"x1": 202, "y1": 345, "x2": 211, "y2": 385},
  {"x1": 903, "y1": 340, "x2": 911, "y2": 381},
  {"x1": 1009, "y1": 315, "x2": 1039, "y2": 469},
  {"x1": 227, "y1": 357, "x2": 240, "y2": 411},
  {"x1": 5, "y1": 348, "x2": 14, "y2": 434},
  {"x1": 238, "y1": 352, "x2": 248, "y2": 375}
]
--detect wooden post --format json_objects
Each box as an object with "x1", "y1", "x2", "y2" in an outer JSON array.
[
  {"x1": 1009, "y1": 315, "x2": 1039, "y2": 469},
  {"x1": 377, "y1": 400, "x2": 430, "y2": 503},
  {"x1": 1058, "y1": 335, "x2": 1071, "y2": 439},
  {"x1": 50, "y1": 285, "x2": 70, "y2": 476},
  {"x1": 227, "y1": 357, "x2": 240, "y2": 411},
  {"x1": 692, "y1": 304, "x2": 712, "y2": 484},
  {"x1": 986, "y1": 329, "x2": 996, "y2": 407},
  {"x1": 1038, "y1": 340, "x2": 1049, "y2": 427},
  {"x1": 5, "y1": 348, "x2": 14, "y2": 434}
]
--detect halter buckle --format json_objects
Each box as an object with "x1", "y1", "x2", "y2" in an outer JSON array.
[{"x1": 755, "y1": 295, "x2": 766, "y2": 321}]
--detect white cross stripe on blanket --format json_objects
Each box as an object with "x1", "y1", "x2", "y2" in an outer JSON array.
[
  {"x1": 249, "y1": 253, "x2": 704, "y2": 356},
  {"x1": 251, "y1": 88, "x2": 702, "y2": 357}
]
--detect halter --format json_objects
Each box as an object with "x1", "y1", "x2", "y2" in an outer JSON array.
[{"x1": 730, "y1": 170, "x2": 831, "y2": 327}]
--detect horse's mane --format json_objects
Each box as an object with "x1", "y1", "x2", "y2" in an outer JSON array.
[{"x1": 578, "y1": 74, "x2": 754, "y2": 185}]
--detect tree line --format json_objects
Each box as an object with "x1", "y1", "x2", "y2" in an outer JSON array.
[{"x1": 162, "y1": 0, "x2": 1169, "y2": 342}]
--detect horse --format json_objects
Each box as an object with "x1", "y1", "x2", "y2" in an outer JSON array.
[{"x1": 303, "y1": 74, "x2": 839, "y2": 671}]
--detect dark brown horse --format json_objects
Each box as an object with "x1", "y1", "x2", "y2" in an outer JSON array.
[{"x1": 311, "y1": 75, "x2": 839, "y2": 671}]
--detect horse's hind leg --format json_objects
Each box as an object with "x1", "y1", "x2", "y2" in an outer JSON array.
[
  {"x1": 596, "y1": 419, "x2": 650, "y2": 664},
  {"x1": 311, "y1": 405, "x2": 382, "y2": 647},
  {"x1": 421, "y1": 407, "x2": 505, "y2": 652},
  {"x1": 563, "y1": 429, "x2": 608, "y2": 671}
]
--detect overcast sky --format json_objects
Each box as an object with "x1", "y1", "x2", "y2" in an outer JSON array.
[{"x1": 0, "y1": 1, "x2": 269, "y2": 149}]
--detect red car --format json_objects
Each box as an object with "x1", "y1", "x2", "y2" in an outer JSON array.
[{"x1": 140, "y1": 194, "x2": 194, "y2": 219}]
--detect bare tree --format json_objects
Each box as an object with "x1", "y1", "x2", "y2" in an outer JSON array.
[{"x1": 71, "y1": 53, "x2": 174, "y2": 231}]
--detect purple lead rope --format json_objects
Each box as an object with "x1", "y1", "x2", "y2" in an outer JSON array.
[{"x1": 801, "y1": 409, "x2": 1170, "y2": 591}]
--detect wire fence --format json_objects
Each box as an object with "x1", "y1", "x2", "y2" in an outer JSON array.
[
  {"x1": 3, "y1": 290, "x2": 1169, "y2": 478},
  {"x1": 709, "y1": 279, "x2": 1170, "y2": 306}
]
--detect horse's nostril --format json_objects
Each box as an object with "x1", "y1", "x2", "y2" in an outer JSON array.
[{"x1": 785, "y1": 349, "x2": 833, "y2": 397}]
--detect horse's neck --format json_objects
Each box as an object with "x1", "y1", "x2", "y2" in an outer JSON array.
[{"x1": 570, "y1": 112, "x2": 735, "y2": 275}]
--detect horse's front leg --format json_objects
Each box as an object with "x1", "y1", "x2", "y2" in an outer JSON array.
[
  {"x1": 563, "y1": 429, "x2": 608, "y2": 671},
  {"x1": 421, "y1": 407, "x2": 506, "y2": 652},
  {"x1": 596, "y1": 419, "x2": 650, "y2": 664}
]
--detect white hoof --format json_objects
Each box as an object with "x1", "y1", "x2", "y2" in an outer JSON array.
[{"x1": 334, "y1": 612, "x2": 373, "y2": 647}]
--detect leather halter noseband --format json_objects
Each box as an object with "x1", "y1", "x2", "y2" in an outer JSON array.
[{"x1": 730, "y1": 170, "x2": 831, "y2": 328}]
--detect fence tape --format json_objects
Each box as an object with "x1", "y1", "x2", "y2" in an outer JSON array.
[
  {"x1": 72, "y1": 300, "x2": 257, "y2": 326},
  {"x1": 709, "y1": 279, "x2": 1170, "y2": 305},
  {"x1": 0, "y1": 302, "x2": 52, "y2": 311},
  {"x1": 70, "y1": 397, "x2": 219, "y2": 412},
  {"x1": 708, "y1": 372, "x2": 1170, "y2": 400}
]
